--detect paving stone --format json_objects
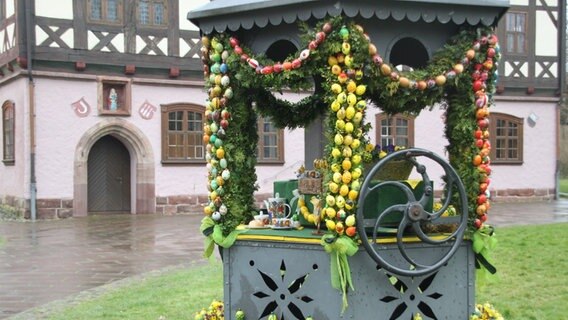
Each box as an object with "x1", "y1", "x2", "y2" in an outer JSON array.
[{"x1": 0, "y1": 214, "x2": 205, "y2": 319}]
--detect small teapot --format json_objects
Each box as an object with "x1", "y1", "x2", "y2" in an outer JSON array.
[{"x1": 264, "y1": 193, "x2": 292, "y2": 219}]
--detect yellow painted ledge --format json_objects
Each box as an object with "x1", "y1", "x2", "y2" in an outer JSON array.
[{"x1": 235, "y1": 225, "x2": 451, "y2": 245}]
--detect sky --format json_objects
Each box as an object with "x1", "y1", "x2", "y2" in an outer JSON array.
[{"x1": 182, "y1": 0, "x2": 211, "y2": 30}]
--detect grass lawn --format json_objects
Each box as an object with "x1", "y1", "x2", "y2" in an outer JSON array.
[
  {"x1": 560, "y1": 179, "x2": 568, "y2": 194},
  {"x1": 476, "y1": 223, "x2": 568, "y2": 319},
  {"x1": 46, "y1": 262, "x2": 223, "y2": 320},
  {"x1": 43, "y1": 224, "x2": 567, "y2": 319}
]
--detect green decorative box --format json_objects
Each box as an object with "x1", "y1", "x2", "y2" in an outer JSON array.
[
  {"x1": 362, "y1": 180, "x2": 433, "y2": 227},
  {"x1": 274, "y1": 179, "x2": 432, "y2": 228}
]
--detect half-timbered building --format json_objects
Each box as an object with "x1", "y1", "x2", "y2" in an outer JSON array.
[{"x1": 0, "y1": 0, "x2": 565, "y2": 219}]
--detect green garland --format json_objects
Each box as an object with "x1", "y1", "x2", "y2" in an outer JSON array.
[
  {"x1": 200, "y1": 17, "x2": 499, "y2": 245},
  {"x1": 253, "y1": 88, "x2": 327, "y2": 129}
]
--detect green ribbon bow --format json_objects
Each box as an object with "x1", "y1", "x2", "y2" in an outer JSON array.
[
  {"x1": 200, "y1": 216, "x2": 242, "y2": 259},
  {"x1": 321, "y1": 234, "x2": 358, "y2": 313},
  {"x1": 472, "y1": 225, "x2": 498, "y2": 285}
]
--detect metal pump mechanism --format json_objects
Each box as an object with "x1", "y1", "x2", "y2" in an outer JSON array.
[{"x1": 356, "y1": 148, "x2": 468, "y2": 277}]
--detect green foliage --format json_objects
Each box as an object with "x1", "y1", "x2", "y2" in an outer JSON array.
[
  {"x1": 0, "y1": 204, "x2": 24, "y2": 221},
  {"x1": 221, "y1": 79, "x2": 260, "y2": 234}
]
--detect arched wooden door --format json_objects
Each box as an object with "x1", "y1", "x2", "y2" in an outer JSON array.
[{"x1": 87, "y1": 135, "x2": 131, "y2": 213}]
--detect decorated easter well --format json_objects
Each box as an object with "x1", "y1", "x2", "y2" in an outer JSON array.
[{"x1": 190, "y1": 1, "x2": 506, "y2": 319}]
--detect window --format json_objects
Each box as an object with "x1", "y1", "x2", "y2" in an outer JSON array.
[
  {"x1": 375, "y1": 113, "x2": 415, "y2": 148},
  {"x1": 489, "y1": 113, "x2": 523, "y2": 164},
  {"x1": 2, "y1": 100, "x2": 15, "y2": 165},
  {"x1": 88, "y1": 0, "x2": 123, "y2": 24},
  {"x1": 137, "y1": 0, "x2": 167, "y2": 27},
  {"x1": 161, "y1": 103, "x2": 205, "y2": 163},
  {"x1": 257, "y1": 116, "x2": 284, "y2": 163},
  {"x1": 504, "y1": 11, "x2": 527, "y2": 55}
]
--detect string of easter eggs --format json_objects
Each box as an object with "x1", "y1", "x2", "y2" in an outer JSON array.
[
  {"x1": 470, "y1": 36, "x2": 500, "y2": 230},
  {"x1": 199, "y1": 19, "x2": 499, "y2": 233},
  {"x1": 201, "y1": 37, "x2": 233, "y2": 221}
]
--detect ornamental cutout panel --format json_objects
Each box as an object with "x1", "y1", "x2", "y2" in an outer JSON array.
[{"x1": 224, "y1": 241, "x2": 474, "y2": 319}]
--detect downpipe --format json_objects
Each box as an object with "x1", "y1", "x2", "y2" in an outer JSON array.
[{"x1": 25, "y1": 0, "x2": 36, "y2": 221}]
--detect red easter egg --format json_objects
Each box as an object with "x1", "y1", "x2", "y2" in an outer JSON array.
[
  {"x1": 292, "y1": 59, "x2": 302, "y2": 69},
  {"x1": 229, "y1": 37, "x2": 239, "y2": 47}
]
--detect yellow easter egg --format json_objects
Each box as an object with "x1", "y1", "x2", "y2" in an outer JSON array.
[
  {"x1": 339, "y1": 184, "x2": 350, "y2": 197},
  {"x1": 351, "y1": 167, "x2": 362, "y2": 179},
  {"x1": 307, "y1": 214, "x2": 315, "y2": 223},
  {"x1": 331, "y1": 83, "x2": 342, "y2": 94},
  {"x1": 342, "y1": 159, "x2": 352, "y2": 171},
  {"x1": 352, "y1": 154, "x2": 362, "y2": 165},
  {"x1": 331, "y1": 64, "x2": 342, "y2": 75},
  {"x1": 347, "y1": 93, "x2": 357, "y2": 106},
  {"x1": 326, "y1": 207, "x2": 337, "y2": 219},
  {"x1": 326, "y1": 195, "x2": 336, "y2": 206},
  {"x1": 342, "y1": 171, "x2": 352, "y2": 184},
  {"x1": 334, "y1": 133, "x2": 344, "y2": 146},
  {"x1": 351, "y1": 138, "x2": 361, "y2": 150},
  {"x1": 336, "y1": 108, "x2": 346, "y2": 120},
  {"x1": 346, "y1": 81, "x2": 357, "y2": 93},
  {"x1": 355, "y1": 85, "x2": 366, "y2": 96},
  {"x1": 343, "y1": 134, "x2": 353, "y2": 146},
  {"x1": 345, "y1": 214, "x2": 356, "y2": 227},
  {"x1": 331, "y1": 100, "x2": 341, "y2": 112},
  {"x1": 328, "y1": 55, "x2": 338, "y2": 66},
  {"x1": 353, "y1": 112, "x2": 363, "y2": 124},
  {"x1": 331, "y1": 148, "x2": 341, "y2": 158},
  {"x1": 345, "y1": 106, "x2": 356, "y2": 120},
  {"x1": 328, "y1": 182, "x2": 339, "y2": 194},
  {"x1": 348, "y1": 190, "x2": 358, "y2": 201},
  {"x1": 333, "y1": 172, "x2": 342, "y2": 184},
  {"x1": 331, "y1": 163, "x2": 341, "y2": 173},
  {"x1": 344, "y1": 122, "x2": 354, "y2": 134},
  {"x1": 336, "y1": 119, "x2": 346, "y2": 131},
  {"x1": 326, "y1": 219, "x2": 336, "y2": 231},
  {"x1": 216, "y1": 147, "x2": 225, "y2": 159}
]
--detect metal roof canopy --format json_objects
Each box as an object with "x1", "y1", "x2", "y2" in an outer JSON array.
[{"x1": 188, "y1": 0, "x2": 510, "y2": 34}]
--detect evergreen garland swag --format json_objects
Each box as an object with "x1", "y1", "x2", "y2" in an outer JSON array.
[{"x1": 200, "y1": 17, "x2": 499, "y2": 239}]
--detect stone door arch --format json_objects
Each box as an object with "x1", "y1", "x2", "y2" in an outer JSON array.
[{"x1": 73, "y1": 118, "x2": 155, "y2": 216}]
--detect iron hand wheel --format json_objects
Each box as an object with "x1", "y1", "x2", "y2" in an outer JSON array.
[{"x1": 356, "y1": 148, "x2": 468, "y2": 277}]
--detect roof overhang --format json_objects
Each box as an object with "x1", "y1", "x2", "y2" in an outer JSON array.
[{"x1": 188, "y1": 0, "x2": 510, "y2": 34}]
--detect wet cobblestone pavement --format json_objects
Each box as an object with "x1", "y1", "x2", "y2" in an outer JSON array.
[
  {"x1": 0, "y1": 214, "x2": 205, "y2": 319},
  {"x1": 0, "y1": 200, "x2": 567, "y2": 319}
]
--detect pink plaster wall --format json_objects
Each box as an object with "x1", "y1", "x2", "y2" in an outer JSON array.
[
  {"x1": 12, "y1": 76, "x2": 559, "y2": 204},
  {"x1": 34, "y1": 78, "x2": 98, "y2": 198},
  {"x1": 489, "y1": 99, "x2": 557, "y2": 190},
  {"x1": 0, "y1": 78, "x2": 29, "y2": 199}
]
